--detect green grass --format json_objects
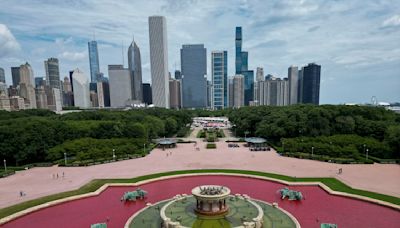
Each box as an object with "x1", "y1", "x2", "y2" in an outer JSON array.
[{"x1": 0, "y1": 169, "x2": 399, "y2": 220}]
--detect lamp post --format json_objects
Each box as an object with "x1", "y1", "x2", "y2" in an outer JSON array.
[
  {"x1": 366, "y1": 149, "x2": 369, "y2": 161},
  {"x1": 311, "y1": 146, "x2": 314, "y2": 157},
  {"x1": 3, "y1": 159, "x2": 6, "y2": 172},
  {"x1": 112, "y1": 149, "x2": 116, "y2": 161},
  {"x1": 64, "y1": 153, "x2": 67, "y2": 166},
  {"x1": 143, "y1": 144, "x2": 146, "y2": 154},
  {"x1": 232, "y1": 124, "x2": 237, "y2": 137},
  {"x1": 363, "y1": 144, "x2": 366, "y2": 155},
  {"x1": 245, "y1": 131, "x2": 249, "y2": 139}
]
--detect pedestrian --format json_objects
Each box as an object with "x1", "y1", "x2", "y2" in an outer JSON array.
[
  {"x1": 56, "y1": 173, "x2": 59, "y2": 179},
  {"x1": 62, "y1": 172, "x2": 65, "y2": 178},
  {"x1": 19, "y1": 191, "x2": 23, "y2": 197}
]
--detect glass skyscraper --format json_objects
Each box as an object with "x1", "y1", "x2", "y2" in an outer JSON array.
[
  {"x1": 44, "y1": 58, "x2": 60, "y2": 89},
  {"x1": 88, "y1": 40, "x2": 100, "y2": 83},
  {"x1": 211, "y1": 51, "x2": 228, "y2": 110},
  {"x1": 181, "y1": 44, "x2": 207, "y2": 108},
  {"x1": 128, "y1": 38, "x2": 143, "y2": 101},
  {"x1": 235, "y1": 27, "x2": 254, "y2": 105},
  {"x1": 301, "y1": 63, "x2": 321, "y2": 105}
]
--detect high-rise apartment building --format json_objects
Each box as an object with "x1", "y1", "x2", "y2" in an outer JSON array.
[
  {"x1": 44, "y1": 58, "x2": 60, "y2": 89},
  {"x1": 0, "y1": 68, "x2": 5, "y2": 83},
  {"x1": 88, "y1": 40, "x2": 100, "y2": 83},
  {"x1": 228, "y1": 78, "x2": 234, "y2": 107},
  {"x1": 128, "y1": 37, "x2": 143, "y2": 101},
  {"x1": 180, "y1": 44, "x2": 207, "y2": 108},
  {"x1": 256, "y1": 67, "x2": 264, "y2": 82},
  {"x1": 11, "y1": 67, "x2": 20, "y2": 87},
  {"x1": 71, "y1": 68, "x2": 90, "y2": 108},
  {"x1": 301, "y1": 63, "x2": 321, "y2": 105},
  {"x1": 235, "y1": 27, "x2": 254, "y2": 105},
  {"x1": 169, "y1": 78, "x2": 181, "y2": 109},
  {"x1": 211, "y1": 51, "x2": 228, "y2": 110},
  {"x1": 257, "y1": 76, "x2": 289, "y2": 106},
  {"x1": 108, "y1": 65, "x2": 132, "y2": 107},
  {"x1": 149, "y1": 16, "x2": 169, "y2": 108},
  {"x1": 288, "y1": 65, "x2": 298, "y2": 105},
  {"x1": 19, "y1": 62, "x2": 34, "y2": 85}
]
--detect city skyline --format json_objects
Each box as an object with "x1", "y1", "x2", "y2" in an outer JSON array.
[{"x1": 0, "y1": 0, "x2": 399, "y2": 104}]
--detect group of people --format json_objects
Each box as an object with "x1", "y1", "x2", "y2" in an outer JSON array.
[{"x1": 52, "y1": 172, "x2": 65, "y2": 179}]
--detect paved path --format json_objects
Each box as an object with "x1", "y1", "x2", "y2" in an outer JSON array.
[{"x1": 0, "y1": 140, "x2": 399, "y2": 209}]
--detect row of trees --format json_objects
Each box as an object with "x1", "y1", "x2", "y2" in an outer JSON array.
[
  {"x1": 0, "y1": 108, "x2": 192, "y2": 166},
  {"x1": 228, "y1": 105, "x2": 400, "y2": 159}
]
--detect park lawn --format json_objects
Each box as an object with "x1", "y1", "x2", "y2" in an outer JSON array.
[{"x1": 0, "y1": 169, "x2": 399, "y2": 220}]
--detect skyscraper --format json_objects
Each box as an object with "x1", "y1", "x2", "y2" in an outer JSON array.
[
  {"x1": 288, "y1": 65, "x2": 298, "y2": 105},
  {"x1": 180, "y1": 44, "x2": 207, "y2": 108},
  {"x1": 108, "y1": 65, "x2": 132, "y2": 107},
  {"x1": 0, "y1": 68, "x2": 5, "y2": 83},
  {"x1": 19, "y1": 62, "x2": 36, "y2": 109},
  {"x1": 256, "y1": 67, "x2": 264, "y2": 82},
  {"x1": 257, "y1": 76, "x2": 289, "y2": 106},
  {"x1": 233, "y1": 75, "x2": 245, "y2": 108},
  {"x1": 235, "y1": 27, "x2": 254, "y2": 105},
  {"x1": 128, "y1": 37, "x2": 143, "y2": 101},
  {"x1": 149, "y1": 16, "x2": 169, "y2": 108},
  {"x1": 301, "y1": 63, "x2": 321, "y2": 105},
  {"x1": 169, "y1": 78, "x2": 181, "y2": 109},
  {"x1": 11, "y1": 67, "x2": 20, "y2": 87},
  {"x1": 142, "y1": 83, "x2": 152, "y2": 105},
  {"x1": 211, "y1": 51, "x2": 228, "y2": 110},
  {"x1": 44, "y1": 58, "x2": 60, "y2": 89},
  {"x1": 88, "y1": 40, "x2": 100, "y2": 83},
  {"x1": 71, "y1": 68, "x2": 90, "y2": 108}
]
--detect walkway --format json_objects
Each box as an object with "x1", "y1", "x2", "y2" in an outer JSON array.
[{"x1": 0, "y1": 140, "x2": 399, "y2": 209}]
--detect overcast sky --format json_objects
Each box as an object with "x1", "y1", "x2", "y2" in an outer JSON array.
[{"x1": 0, "y1": 0, "x2": 399, "y2": 104}]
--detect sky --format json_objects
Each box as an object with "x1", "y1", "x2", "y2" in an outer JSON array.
[{"x1": 0, "y1": 0, "x2": 399, "y2": 104}]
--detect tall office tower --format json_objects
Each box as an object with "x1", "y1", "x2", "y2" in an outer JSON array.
[
  {"x1": 11, "y1": 67, "x2": 20, "y2": 87},
  {"x1": 128, "y1": 37, "x2": 143, "y2": 101},
  {"x1": 228, "y1": 78, "x2": 234, "y2": 107},
  {"x1": 108, "y1": 65, "x2": 132, "y2": 107},
  {"x1": 45, "y1": 87, "x2": 62, "y2": 111},
  {"x1": 301, "y1": 63, "x2": 321, "y2": 105},
  {"x1": 44, "y1": 58, "x2": 60, "y2": 89},
  {"x1": 35, "y1": 77, "x2": 44, "y2": 88},
  {"x1": 288, "y1": 65, "x2": 299, "y2": 105},
  {"x1": 174, "y1": 70, "x2": 182, "y2": 80},
  {"x1": 206, "y1": 80, "x2": 212, "y2": 108},
  {"x1": 88, "y1": 40, "x2": 100, "y2": 83},
  {"x1": 211, "y1": 51, "x2": 228, "y2": 110},
  {"x1": 0, "y1": 68, "x2": 5, "y2": 83},
  {"x1": 96, "y1": 82, "x2": 105, "y2": 108},
  {"x1": 256, "y1": 67, "x2": 264, "y2": 82},
  {"x1": 297, "y1": 68, "x2": 304, "y2": 103},
  {"x1": 235, "y1": 27, "x2": 254, "y2": 105},
  {"x1": 180, "y1": 44, "x2": 207, "y2": 108},
  {"x1": 19, "y1": 62, "x2": 36, "y2": 108},
  {"x1": 142, "y1": 83, "x2": 152, "y2": 105},
  {"x1": 71, "y1": 68, "x2": 90, "y2": 108},
  {"x1": 233, "y1": 75, "x2": 245, "y2": 108},
  {"x1": 149, "y1": 16, "x2": 169, "y2": 108},
  {"x1": 0, "y1": 82, "x2": 8, "y2": 97},
  {"x1": 169, "y1": 78, "x2": 181, "y2": 109},
  {"x1": 35, "y1": 86, "x2": 48, "y2": 109},
  {"x1": 258, "y1": 76, "x2": 289, "y2": 106},
  {"x1": 19, "y1": 62, "x2": 34, "y2": 85},
  {"x1": 96, "y1": 81, "x2": 110, "y2": 108}
]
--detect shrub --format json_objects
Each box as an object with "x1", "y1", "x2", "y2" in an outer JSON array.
[{"x1": 206, "y1": 143, "x2": 217, "y2": 149}]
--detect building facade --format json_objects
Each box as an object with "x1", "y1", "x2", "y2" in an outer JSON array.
[
  {"x1": 108, "y1": 65, "x2": 132, "y2": 107},
  {"x1": 44, "y1": 58, "x2": 60, "y2": 89},
  {"x1": 235, "y1": 27, "x2": 254, "y2": 105},
  {"x1": 301, "y1": 63, "x2": 321, "y2": 105},
  {"x1": 142, "y1": 83, "x2": 152, "y2": 105},
  {"x1": 149, "y1": 16, "x2": 169, "y2": 108},
  {"x1": 169, "y1": 78, "x2": 181, "y2": 109},
  {"x1": 71, "y1": 68, "x2": 90, "y2": 108},
  {"x1": 211, "y1": 51, "x2": 228, "y2": 110},
  {"x1": 0, "y1": 68, "x2": 5, "y2": 83},
  {"x1": 11, "y1": 67, "x2": 20, "y2": 87},
  {"x1": 128, "y1": 38, "x2": 143, "y2": 102},
  {"x1": 257, "y1": 76, "x2": 289, "y2": 106},
  {"x1": 180, "y1": 44, "x2": 207, "y2": 108},
  {"x1": 88, "y1": 40, "x2": 100, "y2": 83},
  {"x1": 233, "y1": 74, "x2": 245, "y2": 108},
  {"x1": 288, "y1": 65, "x2": 298, "y2": 105}
]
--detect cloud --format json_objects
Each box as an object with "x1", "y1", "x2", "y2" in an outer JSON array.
[
  {"x1": 381, "y1": 14, "x2": 400, "y2": 28},
  {"x1": 307, "y1": 25, "x2": 320, "y2": 32},
  {"x1": 0, "y1": 24, "x2": 20, "y2": 58},
  {"x1": 58, "y1": 51, "x2": 86, "y2": 61}
]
